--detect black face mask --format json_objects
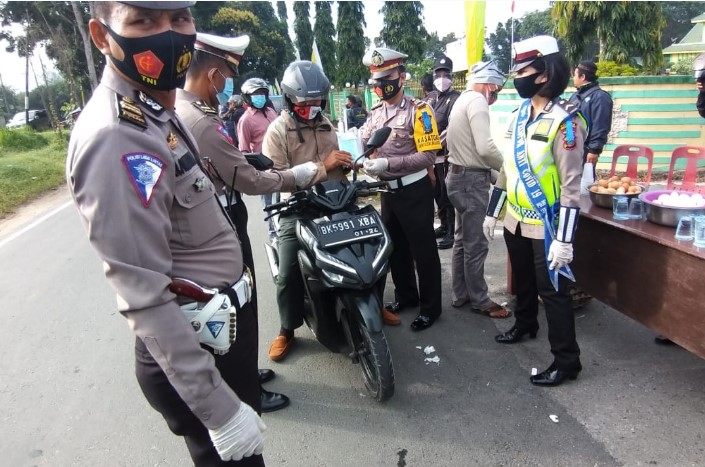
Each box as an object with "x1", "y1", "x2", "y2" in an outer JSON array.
[
  {"x1": 103, "y1": 23, "x2": 196, "y2": 91},
  {"x1": 374, "y1": 77, "x2": 402, "y2": 100},
  {"x1": 513, "y1": 72, "x2": 544, "y2": 99}
]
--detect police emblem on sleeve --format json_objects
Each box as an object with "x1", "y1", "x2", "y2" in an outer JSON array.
[
  {"x1": 121, "y1": 152, "x2": 166, "y2": 207},
  {"x1": 216, "y1": 124, "x2": 234, "y2": 145}
]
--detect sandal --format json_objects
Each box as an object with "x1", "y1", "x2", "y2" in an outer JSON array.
[{"x1": 470, "y1": 301, "x2": 512, "y2": 319}]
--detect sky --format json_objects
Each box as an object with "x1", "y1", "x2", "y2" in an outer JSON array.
[{"x1": 0, "y1": 0, "x2": 550, "y2": 93}]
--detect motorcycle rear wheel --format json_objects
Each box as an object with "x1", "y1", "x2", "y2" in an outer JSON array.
[{"x1": 355, "y1": 321, "x2": 395, "y2": 402}]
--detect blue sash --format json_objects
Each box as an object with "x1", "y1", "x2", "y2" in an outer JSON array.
[{"x1": 513, "y1": 99, "x2": 575, "y2": 291}]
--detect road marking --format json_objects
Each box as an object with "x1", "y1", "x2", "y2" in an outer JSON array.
[{"x1": 0, "y1": 201, "x2": 73, "y2": 250}]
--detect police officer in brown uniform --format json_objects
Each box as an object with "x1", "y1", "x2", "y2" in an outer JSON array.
[
  {"x1": 360, "y1": 48, "x2": 444, "y2": 331},
  {"x1": 67, "y1": 2, "x2": 265, "y2": 464},
  {"x1": 175, "y1": 32, "x2": 317, "y2": 413}
]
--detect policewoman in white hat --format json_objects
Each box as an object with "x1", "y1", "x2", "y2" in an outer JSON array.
[
  {"x1": 483, "y1": 35, "x2": 587, "y2": 386},
  {"x1": 68, "y1": 2, "x2": 266, "y2": 464},
  {"x1": 360, "y1": 47, "x2": 443, "y2": 331}
]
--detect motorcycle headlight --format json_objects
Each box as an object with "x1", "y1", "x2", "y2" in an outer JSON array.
[{"x1": 298, "y1": 223, "x2": 318, "y2": 252}]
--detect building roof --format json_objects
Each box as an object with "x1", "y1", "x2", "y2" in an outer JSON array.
[
  {"x1": 663, "y1": 22, "x2": 705, "y2": 55},
  {"x1": 691, "y1": 13, "x2": 705, "y2": 22}
]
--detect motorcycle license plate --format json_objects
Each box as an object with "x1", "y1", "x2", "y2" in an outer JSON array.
[{"x1": 317, "y1": 213, "x2": 383, "y2": 248}]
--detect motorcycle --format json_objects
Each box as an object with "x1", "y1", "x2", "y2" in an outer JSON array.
[{"x1": 263, "y1": 127, "x2": 395, "y2": 402}]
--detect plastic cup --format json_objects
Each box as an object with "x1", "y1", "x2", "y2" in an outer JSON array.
[
  {"x1": 694, "y1": 216, "x2": 705, "y2": 247},
  {"x1": 612, "y1": 196, "x2": 630, "y2": 220},
  {"x1": 675, "y1": 216, "x2": 694, "y2": 241},
  {"x1": 628, "y1": 198, "x2": 645, "y2": 220}
]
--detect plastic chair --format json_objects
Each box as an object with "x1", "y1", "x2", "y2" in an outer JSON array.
[
  {"x1": 609, "y1": 145, "x2": 654, "y2": 185},
  {"x1": 666, "y1": 146, "x2": 705, "y2": 192}
]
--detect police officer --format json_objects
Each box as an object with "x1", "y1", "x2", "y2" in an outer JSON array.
[
  {"x1": 428, "y1": 55, "x2": 461, "y2": 250},
  {"x1": 175, "y1": 32, "x2": 317, "y2": 413},
  {"x1": 67, "y1": 2, "x2": 265, "y2": 464},
  {"x1": 360, "y1": 47, "x2": 443, "y2": 331},
  {"x1": 483, "y1": 36, "x2": 586, "y2": 386}
]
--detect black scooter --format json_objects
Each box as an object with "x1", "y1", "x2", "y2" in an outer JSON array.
[{"x1": 263, "y1": 128, "x2": 395, "y2": 401}]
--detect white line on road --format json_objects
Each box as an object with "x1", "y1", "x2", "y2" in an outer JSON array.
[{"x1": 0, "y1": 201, "x2": 73, "y2": 250}]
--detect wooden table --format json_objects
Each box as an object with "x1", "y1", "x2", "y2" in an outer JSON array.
[{"x1": 571, "y1": 195, "x2": 705, "y2": 359}]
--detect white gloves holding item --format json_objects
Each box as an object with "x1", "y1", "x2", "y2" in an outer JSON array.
[
  {"x1": 483, "y1": 216, "x2": 497, "y2": 242},
  {"x1": 291, "y1": 161, "x2": 317, "y2": 188},
  {"x1": 547, "y1": 240, "x2": 573, "y2": 270},
  {"x1": 208, "y1": 402, "x2": 266, "y2": 461},
  {"x1": 363, "y1": 158, "x2": 389, "y2": 177}
]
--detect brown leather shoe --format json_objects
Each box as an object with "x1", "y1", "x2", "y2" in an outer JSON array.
[
  {"x1": 382, "y1": 308, "x2": 401, "y2": 326},
  {"x1": 268, "y1": 335, "x2": 294, "y2": 361}
]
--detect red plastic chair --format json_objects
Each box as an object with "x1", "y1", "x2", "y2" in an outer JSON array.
[
  {"x1": 609, "y1": 145, "x2": 654, "y2": 185},
  {"x1": 666, "y1": 146, "x2": 705, "y2": 192}
]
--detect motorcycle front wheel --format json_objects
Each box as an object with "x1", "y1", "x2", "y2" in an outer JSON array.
[{"x1": 354, "y1": 320, "x2": 395, "y2": 402}]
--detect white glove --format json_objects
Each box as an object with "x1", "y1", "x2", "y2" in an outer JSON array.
[
  {"x1": 482, "y1": 216, "x2": 497, "y2": 242},
  {"x1": 208, "y1": 402, "x2": 266, "y2": 461},
  {"x1": 547, "y1": 240, "x2": 573, "y2": 270},
  {"x1": 291, "y1": 161, "x2": 317, "y2": 188},
  {"x1": 362, "y1": 158, "x2": 389, "y2": 177}
]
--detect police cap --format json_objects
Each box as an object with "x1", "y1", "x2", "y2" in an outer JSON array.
[
  {"x1": 195, "y1": 32, "x2": 250, "y2": 73},
  {"x1": 119, "y1": 1, "x2": 196, "y2": 9},
  {"x1": 511, "y1": 35, "x2": 560, "y2": 73},
  {"x1": 363, "y1": 47, "x2": 408, "y2": 79},
  {"x1": 433, "y1": 55, "x2": 453, "y2": 73}
]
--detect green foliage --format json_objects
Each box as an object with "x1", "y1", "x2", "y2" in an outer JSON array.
[
  {"x1": 405, "y1": 59, "x2": 433, "y2": 83},
  {"x1": 294, "y1": 1, "x2": 314, "y2": 60},
  {"x1": 667, "y1": 59, "x2": 694, "y2": 75},
  {"x1": 0, "y1": 86, "x2": 23, "y2": 121},
  {"x1": 191, "y1": 1, "x2": 227, "y2": 31},
  {"x1": 378, "y1": 2, "x2": 428, "y2": 63},
  {"x1": 661, "y1": 2, "x2": 705, "y2": 48},
  {"x1": 0, "y1": 128, "x2": 48, "y2": 152},
  {"x1": 277, "y1": 1, "x2": 288, "y2": 22},
  {"x1": 313, "y1": 2, "x2": 337, "y2": 80},
  {"x1": 595, "y1": 61, "x2": 639, "y2": 77},
  {"x1": 335, "y1": 1, "x2": 368, "y2": 88},
  {"x1": 425, "y1": 32, "x2": 457, "y2": 60},
  {"x1": 519, "y1": 9, "x2": 554, "y2": 39},
  {"x1": 487, "y1": 19, "x2": 518, "y2": 74}
]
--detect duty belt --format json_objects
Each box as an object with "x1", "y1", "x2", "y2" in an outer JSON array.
[
  {"x1": 385, "y1": 169, "x2": 427, "y2": 190},
  {"x1": 508, "y1": 202, "x2": 542, "y2": 222}
]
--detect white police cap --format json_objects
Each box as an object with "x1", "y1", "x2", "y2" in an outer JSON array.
[
  {"x1": 119, "y1": 1, "x2": 196, "y2": 9},
  {"x1": 195, "y1": 32, "x2": 250, "y2": 71},
  {"x1": 363, "y1": 47, "x2": 408, "y2": 79},
  {"x1": 511, "y1": 35, "x2": 559, "y2": 72}
]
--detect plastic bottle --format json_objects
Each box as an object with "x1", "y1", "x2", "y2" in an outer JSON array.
[{"x1": 580, "y1": 162, "x2": 595, "y2": 195}]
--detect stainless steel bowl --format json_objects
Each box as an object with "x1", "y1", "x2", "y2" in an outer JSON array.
[
  {"x1": 588, "y1": 183, "x2": 645, "y2": 209},
  {"x1": 639, "y1": 190, "x2": 705, "y2": 227}
]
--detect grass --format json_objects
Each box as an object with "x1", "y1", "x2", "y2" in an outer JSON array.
[{"x1": 0, "y1": 129, "x2": 68, "y2": 218}]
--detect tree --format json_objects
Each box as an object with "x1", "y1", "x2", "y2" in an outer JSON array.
[
  {"x1": 553, "y1": 1, "x2": 666, "y2": 73},
  {"x1": 487, "y1": 19, "x2": 518, "y2": 73},
  {"x1": 661, "y1": 2, "x2": 705, "y2": 48},
  {"x1": 294, "y1": 1, "x2": 313, "y2": 60},
  {"x1": 191, "y1": 1, "x2": 227, "y2": 31},
  {"x1": 425, "y1": 32, "x2": 456, "y2": 60},
  {"x1": 518, "y1": 9, "x2": 553, "y2": 39},
  {"x1": 313, "y1": 2, "x2": 336, "y2": 79},
  {"x1": 336, "y1": 1, "x2": 368, "y2": 88},
  {"x1": 71, "y1": 1, "x2": 97, "y2": 92},
  {"x1": 277, "y1": 1, "x2": 288, "y2": 24},
  {"x1": 377, "y1": 1, "x2": 428, "y2": 63}
]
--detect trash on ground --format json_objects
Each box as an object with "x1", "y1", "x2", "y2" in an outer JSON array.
[
  {"x1": 424, "y1": 356, "x2": 440, "y2": 365},
  {"x1": 423, "y1": 345, "x2": 435, "y2": 355},
  {"x1": 531, "y1": 367, "x2": 538, "y2": 376},
  {"x1": 549, "y1": 414, "x2": 559, "y2": 423}
]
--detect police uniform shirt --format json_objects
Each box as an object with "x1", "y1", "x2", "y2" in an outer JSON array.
[
  {"x1": 360, "y1": 93, "x2": 441, "y2": 179},
  {"x1": 262, "y1": 111, "x2": 345, "y2": 185},
  {"x1": 175, "y1": 89, "x2": 296, "y2": 196},
  {"x1": 66, "y1": 66, "x2": 243, "y2": 429},
  {"x1": 496, "y1": 98, "x2": 586, "y2": 240}
]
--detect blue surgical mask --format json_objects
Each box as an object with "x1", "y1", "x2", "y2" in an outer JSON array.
[
  {"x1": 216, "y1": 76, "x2": 234, "y2": 106},
  {"x1": 251, "y1": 95, "x2": 267, "y2": 109}
]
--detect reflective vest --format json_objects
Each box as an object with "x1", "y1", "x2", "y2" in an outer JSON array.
[{"x1": 503, "y1": 101, "x2": 583, "y2": 225}]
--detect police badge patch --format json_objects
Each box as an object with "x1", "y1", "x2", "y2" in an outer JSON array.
[
  {"x1": 560, "y1": 121, "x2": 577, "y2": 150},
  {"x1": 121, "y1": 152, "x2": 166, "y2": 207},
  {"x1": 216, "y1": 124, "x2": 234, "y2": 145}
]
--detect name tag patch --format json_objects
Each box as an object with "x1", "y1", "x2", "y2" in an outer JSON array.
[{"x1": 121, "y1": 152, "x2": 166, "y2": 207}]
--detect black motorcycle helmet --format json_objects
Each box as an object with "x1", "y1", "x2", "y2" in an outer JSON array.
[{"x1": 281, "y1": 60, "x2": 330, "y2": 113}]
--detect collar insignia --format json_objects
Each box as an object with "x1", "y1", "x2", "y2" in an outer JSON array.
[
  {"x1": 137, "y1": 91, "x2": 164, "y2": 115},
  {"x1": 192, "y1": 100, "x2": 218, "y2": 115}
]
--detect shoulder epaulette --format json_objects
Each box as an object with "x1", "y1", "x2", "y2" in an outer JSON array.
[
  {"x1": 410, "y1": 97, "x2": 429, "y2": 109},
  {"x1": 137, "y1": 91, "x2": 165, "y2": 116},
  {"x1": 192, "y1": 100, "x2": 219, "y2": 115},
  {"x1": 115, "y1": 92, "x2": 147, "y2": 129},
  {"x1": 555, "y1": 98, "x2": 579, "y2": 115},
  {"x1": 371, "y1": 101, "x2": 384, "y2": 110}
]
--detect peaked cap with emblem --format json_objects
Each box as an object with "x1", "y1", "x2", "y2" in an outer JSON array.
[
  {"x1": 433, "y1": 55, "x2": 453, "y2": 73},
  {"x1": 119, "y1": 1, "x2": 196, "y2": 9},
  {"x1": 195, "y1": 32, "x2": 250, "y2": 74},
  {"x1": 363, "y1": 47, "x2": 408, "y2": 79},
  {"x1": 511, "y1": 35, "x2": 560, "y2": 73}
]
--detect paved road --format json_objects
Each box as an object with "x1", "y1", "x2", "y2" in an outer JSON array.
[{"x1": 1, "y1": 191, "x2": 704, "y2": 467}]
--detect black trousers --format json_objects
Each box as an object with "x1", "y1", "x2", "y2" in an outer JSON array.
[
  {"x1": 503, "y1": 226, "x2": 581, "y2": 371},
  {"x1": 381, "y1": 176, "x2": 442, "y2": 319},
  {"x1": 135, "y1": 298, "x2": 264, "y2": 466},
  {"x1": 433, "y1": 161, "x2": 453, "y2": 228}
]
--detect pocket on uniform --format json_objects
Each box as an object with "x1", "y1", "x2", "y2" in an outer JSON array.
[{"x1": 172, "y1": 169, "x2": 223, "y2": 247}]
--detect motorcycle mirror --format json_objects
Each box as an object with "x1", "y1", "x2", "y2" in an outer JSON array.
[{"x1": 352, "y1": 127, "x2": 392, "y2": 182}]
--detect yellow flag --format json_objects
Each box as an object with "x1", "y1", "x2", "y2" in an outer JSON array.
[
  {"x1": 311, "y1": 39, "x2": 323, "y2": 70},
  {"x1": 465, "y1": 1, "x2": 486, "y2": 74}
]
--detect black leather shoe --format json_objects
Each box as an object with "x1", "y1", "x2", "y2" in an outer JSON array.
[
  {"x1": 437, "y1": 235, "x2": 453, "y2": 250},
  {"x1": 385, "y1": 301, "x2": 418, "y2": 314},
  {"x1": 495, "y1": 325, "x2": 538, "y2": 344},
  {"x1": 259, "y1": 368, "x2": 275, "y2": 384},
  {"x1": 434, "y1": 226, "x2": 448, "y2": 238},
  {"x1": 530, "y1": 364, "x2": 581, "y2": 386},
  {"x1": 261, "y1": 388, "x2": 290, "y2": 413},
  {"x1": 410, "y1": 314, "x2": 436, "y2": 331},
  {"x1": 654, "y1": 335, "x2": 676, "y2": 346}
]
